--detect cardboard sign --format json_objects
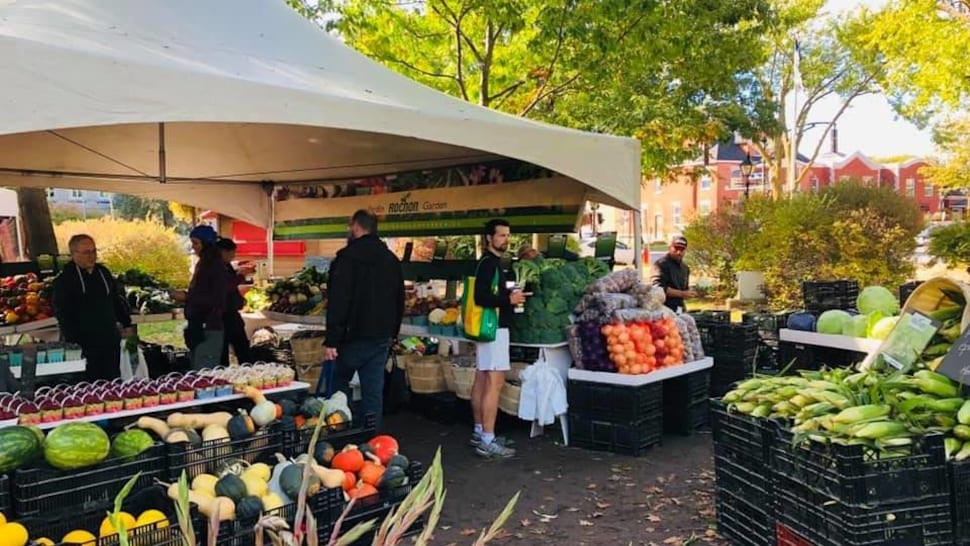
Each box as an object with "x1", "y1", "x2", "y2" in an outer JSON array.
[
  {"x1": 876, "y1": 311, "x2": 941, "y2": 372},
  {"x1": 937, "y1": 327, "x2": 970, "y2": 385}
]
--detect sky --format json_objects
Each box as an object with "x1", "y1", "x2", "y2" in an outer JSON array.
[{"x1": 802, "y1": 0, "x2": 937, "y2": 159}]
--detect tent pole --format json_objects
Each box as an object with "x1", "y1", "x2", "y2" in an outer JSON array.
[
  {"x1": 267, "y1": 186, "x2": 276, "y2": 279},
  {"x1": 633, "y1": 210, "x2": 643, "y2": 274},
  {"x1": 158, "y1": 123, "x2": 167, "y2": 183}
]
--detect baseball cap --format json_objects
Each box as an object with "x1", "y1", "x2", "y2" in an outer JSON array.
[{"x1": 671, "y1": 236, "x2": 688, "y2": 248}]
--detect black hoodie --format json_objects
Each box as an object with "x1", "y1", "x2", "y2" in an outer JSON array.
[{"x1": 325, "y1": 234, "x2": 404, "y2": 348}]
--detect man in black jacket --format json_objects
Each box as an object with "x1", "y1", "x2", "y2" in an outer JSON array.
[
  {"x1": 325, "y1": 210, "x2": 404, "y2": 429},
  {"x1": 470, "y1": 219, "x2": 526, "y2": 458},
  {"x1": 53, "y1": 234, "x2": 134, "y2": 381}
]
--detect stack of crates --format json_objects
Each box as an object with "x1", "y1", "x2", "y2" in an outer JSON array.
[
  {"x1": 899, "y1": 280, "x2": 923, "y2": 307},
  {"x1": 567, "y1": 379, "x2": 663, "y2": 456},
  {"x1": 741, "y1": 311, "x2": 792, "y2": 374},
  {"x1": 709, "y1": 322, "x2": 761, "y2": 397},
  {"x1": 802, "y1": 280, "x2": 859, "y2": 313},
  {"x1": 662, "y1": 369, "x2": 710, "y2": 435}
]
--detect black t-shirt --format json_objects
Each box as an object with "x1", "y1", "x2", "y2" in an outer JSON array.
[
  {"x1": 473, "y1": 253, "x2": 514, "y2": 329},
  {"x1": 650, "y1": 254, "x2": 690, "y2": 311}
]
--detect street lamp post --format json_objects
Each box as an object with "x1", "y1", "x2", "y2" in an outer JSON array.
[{"x1": 740, "y1": 152, "x2": 755, "y2": 199}]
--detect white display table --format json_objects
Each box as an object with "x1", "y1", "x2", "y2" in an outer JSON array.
[
  {"x1": 778, "y1": 329, "x2": 881, "y2": 353},
  {"x1": 567, "y1": 357, "x2": 714, "y2": 386}
]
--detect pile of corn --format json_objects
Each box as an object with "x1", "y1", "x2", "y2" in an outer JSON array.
[{"x1": 723, "y1": 367, "x2": 970, "y2": 460}]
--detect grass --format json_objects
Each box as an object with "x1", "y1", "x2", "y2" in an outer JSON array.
[{"x1": 136, "y1": 319, "x2": 186, "y2": 348}]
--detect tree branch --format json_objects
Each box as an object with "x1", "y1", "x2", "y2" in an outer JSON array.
[
  {"x1": 384, "y1": 56, "x2": 458, "y2": 82},
  {"x1": 489, "y1": 80, "x2": 527, "y2": 106},
  {"x1": 519, "y1": 73, "x2": 581, "y2": 116}
]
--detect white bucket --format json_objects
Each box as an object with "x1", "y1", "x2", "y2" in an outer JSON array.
[{"x1": 736, "y1": 271, "x2": 766, "y2": 301}]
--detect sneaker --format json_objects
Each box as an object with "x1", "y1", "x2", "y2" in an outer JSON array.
[
  {"x1": 475, "y1": 439, "x2": 516, "y2": 458},
  {"x1": 469, "y1": 432, "x2": 514, "y2": 447}
]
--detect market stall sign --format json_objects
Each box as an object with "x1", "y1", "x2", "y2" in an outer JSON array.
[
  {"x1": 871, "y1": 311, "x2": 941, "y2": 372},
  {"x1": 273, "y1": 177, "x2": 585, "y2": 240},
  {"x1": 937, "y1": 328, "x2": 970, "y2": 385}
]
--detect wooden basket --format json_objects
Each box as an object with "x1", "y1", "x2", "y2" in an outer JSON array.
[
  {"x1": 405, "y1": 357, "x2": 448, "y2": 394},
  {"x1": 499, "y1": 382, "x2": 521, "y2": 417},
  {"x1": 289, "y1": 334, "x2": 327, "y2": 366},
  {"x1": 902, "y1": 277, "x2": 970, "y2": 331},
  {"x1": 452, "y1": 365, "x2": 476, "y2": 400}
]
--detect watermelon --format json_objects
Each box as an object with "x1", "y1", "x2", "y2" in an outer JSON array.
[
  {"x1": 0, "y1": 425, "x2": 43, "y2": 473},
  {"x1": 44, "y1": 422, "x2": 110, "y2": 470},
  {"x1": 109, "y1": 429, "x2": 154, "y2": 460}
]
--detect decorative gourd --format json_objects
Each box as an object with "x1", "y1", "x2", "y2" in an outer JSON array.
[
  {"x1": 358, "y1": 461, "x2": 385, "y2": 487},
  {"x1": 201, "y1": 424, "x2": 230, "y2": 443},
  {"x1": 309, "y1": 461, "x2": 346, "y2": 489},
  {"x1": 135, "y1": 416, "x2": 170, "y2": 439},
  {"x1": 165, "y1": 428, "x2": 202, "y2": 447},
  {"x1": 261, "y1": 492, "x2": 285, "y2": 512},
  {"x1": 268, "y1": 454, "x2": 293, "y2": 503},
  {"x1": 325, "y1": 410, "x2": 350, "y2": 430},
  {"x1": 280, "y1": 463, "x2": 320, "y2": 499},
  {"x1": 348, "y1": 483, "x2": 378, "y2": 500},
  {"x1": 166, "y1": 412, "x2": 232, "y2": 430},
  {"x1": 235, "y1": 496, "x2": 264, "y2": 521},
  {"x1": 214, "y1": 458, "x2": 250, "y2": 477},
  {"x1": 242, "y1": 474, "x2": 268, "y2": 498},
  {"x1": 215, "y1": 474, "x2": 248, "y2": 502},
  {"x1": 277, "y1": 415, "x2": 297, "y2": 433},
  {"x1": 387, "y1": 454, "x2": 410, "y2": 471},
  {"x1": 278, "y1": 399, "x2": 298, "y2": 417},
  {"x1": 192, "y1": 474, "x2": 219, "y2": 497},
  {"x1": 109, "y1": 430, "x2": 154, "y2": 460},
  {"x1": 243, "y1": 462, "x2": 272, "y2": 483},
  {"x1": 379, "y1": 465, "x2": 408, "y2": 489},
  {"x1": 228, "y1": 411, "x2": 255, "y2": 441},
  {"x1": 301, "y1": 397, "x2": 325, "y2": 419},
  {"x1": 367, "y1": 435, "x2": 400, "y2": 465},
  {"x1": 331, "y1": 448, "x2": 364, "y2": 473},
  {"x1": 0, "y1": 425, "x2": 43, "y2": 473},
  {"x1": 312, "y1": 441, "x2": 335, "y2": 465},
  {"x1": 165, "y1": 482, "x2": 235, "y2": 521},
  {"x1": 342, "y1": 471, "x2": 356, "y2": 492},
  {"x1": 243, "y1": 387, "x2": 278, "y2": 427}
]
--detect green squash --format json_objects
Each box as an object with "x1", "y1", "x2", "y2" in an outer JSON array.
[
  {"x1": 280, "y1": 463, "x2": 320, "y2": 499},
  {"x1": 165, "y1": 428, "x2": 202, "y2": 447},
  {"x1": 278, "y1": 399, "x2": 298, "y2": 417},
  {"x1": 215, "y1": 473, "x2": 248, "y2": 502},
  {"x1": 277, "y1": 415, "x2": 297, "y2": 432},
  {"x1": 379, "y1": 465, "x2": 408, "y2": 490},
  {"x1": 312, "y1": 441, "x2": 335, "y2": 465},
  {"x1": 227, "y1": 413, "x2": 255, "y2": 441},
  {"x1": 387, "y1": 454, "x2": 410, "y2": 471},
  {"x1": 236, "y1": 496, "x2": 264, "y2": 521},
  {"x1": 300, "y1": 397, "x2": 325, "y2": 419}
]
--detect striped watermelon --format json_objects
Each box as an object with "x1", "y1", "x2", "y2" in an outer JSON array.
[
  {"x1": 44, "y1": 422, "x2": 110, "y2": 470},
  {"x1": 0, "y1": 425, "x2": 42, "y2": 472},
  {"x1": 110, "y1": 429, "x2": 154, "y2": 460}
]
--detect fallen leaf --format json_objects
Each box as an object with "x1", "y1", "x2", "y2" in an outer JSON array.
[
  {"x1": 591, "y1": 511, "x2": 604, "y2": 518},
  {"x1": 520, "y1": 519, "x2": 532, "y2": 527},
  {"x1": 644, "y1": 486, "x2": 664, "y2": 494},
  {"x1": 586, "y1": 483, "x2": 597, "y2": 489},
  {"x1": 663, "y1": 536, "x2": 683, "y2": 545},
  {"x1": 566, "y1": 507, "x2": 580, "y2": 512},
  {"x1": 459, "y1": 528, "x2": 477, "y2": 536},
  {"x1": 579, "y1": 519, "x2": 594, "y2": 527},
  {"x1": 596, "y1": 501, "x2": 611, "y2": 509},
  {"x1": 670, "y1": 497, "x2": 682, "y2": 506},
  {"x1": 648, "y1": 514, "x2": 662, "y2": 523},
  {"x1": 645, "y1": 527, "x2": 655, "y2": 533},
  {"x1": 705, "y1": 529, "x2": 717, "y2": 537}
]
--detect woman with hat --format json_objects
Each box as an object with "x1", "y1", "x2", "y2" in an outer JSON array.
[{"x1": 172, "y1": 225, "x2": 227, "y2": 368}]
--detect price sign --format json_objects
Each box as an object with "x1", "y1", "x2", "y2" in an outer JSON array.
[
  {"x1": 937, "y1": 327, "x2": 970, "y2": 385},
  {"x1": 876, "y1": 311, "x2": 941, "y2": 372}
]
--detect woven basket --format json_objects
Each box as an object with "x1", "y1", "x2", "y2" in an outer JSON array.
[
  {"x1": 406, "y1": 357, "x2": 448, "y2": 394},
  {"x1": 442, "y1": 360, "x2": 458, "y2": 392},
  {"x1": 289, "y1": 334, "x2": 326, "y2": 366},
  {"x1": 453, "y1": 365, "x2": 476, "y2": 400},
  {"x1": 509, "y1": 361, "x2": 530, "y2": 382},
  {"x1": 901, "y1": 276, "x2": 970, "y2": 331},
  {"x1": 499, "y1": 382, "x2": 521, "y2": 417}
]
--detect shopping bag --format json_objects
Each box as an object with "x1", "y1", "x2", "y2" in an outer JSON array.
[
  {"x1": 460, "y1": 261, "x2": 499, "y2": 342},
  {"x1": 119, "y1": 340, "x2": 149, "y2": 380}
]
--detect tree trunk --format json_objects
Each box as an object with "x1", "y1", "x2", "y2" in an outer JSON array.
[{"x1": 16, "y1": 188, "x2": 58, "y2": 258}]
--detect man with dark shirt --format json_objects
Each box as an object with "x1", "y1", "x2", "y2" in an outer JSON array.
[
  {"x1": 325, "y1": 210, "x2": 404, "y2": 430},
  {"x1": 470, "y1": 219, "x2": 526, "y2": 458},
  {"x1": 53, "y1": 234, "x2": 134, "y2": 380},
  {"x1": 650, "y1": 235, "x2": 697, "y2": 312},
  {"x1": 216, "y1": 238, "x2": 251, "y2": 365}
]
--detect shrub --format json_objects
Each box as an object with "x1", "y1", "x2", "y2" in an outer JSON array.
[
  {"x1": 54, "y1": 217, "x2": 190, "y2": 287},
  {"x1": 928, "y1": 221, "x2": 970, "y2": 268},
  {"x1": 685, "y1": 183, "x2": 921, "y2": 309}
]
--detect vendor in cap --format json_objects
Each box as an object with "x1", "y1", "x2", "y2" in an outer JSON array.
[
  {"x1": 650, "y1": 235, "x2": 697, "y2": 312},
  {"x1": 171, "y1": 226, "x2": 227, "y2": 368}
]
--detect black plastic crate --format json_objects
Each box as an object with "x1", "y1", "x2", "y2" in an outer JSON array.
[
  {"x1": 279, "y1": 412, "x2": 377, "y2": 459},
  {"x1": 0, "y1": 474, "x2": 9, "y2": 516},
  {"x1": 802, "y1": 280, "x2": 859, "y2": 313},
  {"x1": 949, "y1": 459, "x2": 970, "y2": 544},
  {"x1": 742, "y1": 311, "x2": 791, "y2": 340},
  {"x1": 714, "y1": 487, "x2": 773, "y2": 546},
  {"x1": 715, "y1": 445, "x2": 772, "y2": 507},
  {"x1": 766, "y1": 421, "x2": 949, "y2": 507},
  {"x1": 664, "y1": 398, "x2": 709, "y2": 436},
  {"x1": 13, "y1": 443, "x2": 166, "y2": 518},
  {"x1": 710, "y1": 357, "x2": 757, "y2": 397},
  {"x1": 775, "y1": 473, "x2": 953, "y2": 546},
  {"x1": 567, "y1": 380, "x2": 662, "y2": 423},
  {"x1": 166, "y1": 428, "x2": 282, "y2": 481},
  {"x1": 30, "y1": 484, "x2": 174, "y2": 544},
  {"x1": 899, "y1": 280, "x2": 923, "y2": 306},
  {"x1": 662, "y1": 369, "x2": 710, "y2": 408},
  {"x1": 314, "y1": 461, "x2": 425, "y2": 537},
  {"x1": 710, "y1": 399, "x2": 771, "y2": 465},
  {"x1": 568, "y1": 412, "x2": 663, "y2": 456},
  {"x1": 711, "y1": 323, "x2": 760, "y2": 351},
  {"x1": 204, "y1": 501, "x2": 297, "y2": 546},
  {"x1": 409, "y1": 391, "x2": 472, "y2": 426},
  {"x1": 690, "y1": 310, "x2": 731, "y2": 324}
]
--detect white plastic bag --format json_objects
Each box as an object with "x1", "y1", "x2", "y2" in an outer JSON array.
[{"x1": 119, "y1": 340, "x2": 149, "y2": 380}]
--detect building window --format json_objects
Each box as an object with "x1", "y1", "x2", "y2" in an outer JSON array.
[
  {"x1": 839, "y1": 175, "x2": 850, "y2": 182},
  {"x1": 924, "y1": 183, "x2": 934, "y2": 197},
  {"x1": 699, "y1": 200, "x2": 711, "y2": 215},
  {"x1": 672, "y1": 203, "x2": 682, "y2": 227},
  {"x1": 653, "y1": 213, "x2": 663, "y2": 239},
  {"x1": 70, "y1": 189, "x2": 83, "y2": 199},
  {"x1": 700, "y1": 176, "x2": 712, "y2": 191},
  {"x1": 654, "y1": 179, "x2": 662, "y2": 193},
  {"x1": 811, "y1": 177, "x2": 819, "y2": 192},
  {"x1": 863, "y1": 176, "x2": 874, "y2": 186},
  {"x1": 47, "y1": 190, "x2": 54, "y2": 198},
  {"x1": 906, "y1": 178, "x2": 915, "y2": 197}
]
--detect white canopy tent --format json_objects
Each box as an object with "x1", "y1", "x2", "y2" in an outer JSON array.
[{"x1": 0, "y1": 0, "x2": 642, "y2": 244}]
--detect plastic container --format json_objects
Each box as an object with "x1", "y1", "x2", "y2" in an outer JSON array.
[
  {"x1": 776, "y1": 521, "x2": 814, "y2": 546},
  {"x1": 802, "y1": 280, "x2": 859, "y2": 313},
  {"x1": 710, "y1": 400, "x2": 771, "y2": 465},
  {"x1": 166, "y1": 430, "x2": 282, "y2": 481},
  {"x1": 742, "y1": 311, "x2": 791, "y2": 340},
  {"x1": 568, "y1": 412, "x2": 663, "y2": 456},
  {"x1": 714, "y1": 487, "x2": 773, "y2": 546},
  {"x1": 46, "y1": 346, "x2": 65, "y2": 363},
  {"x1": 567, "y1": 380, "x2": 663, "y2": 423},
  {"x1": 948, "y1": 459, "x2": 970, "y2": 545}
]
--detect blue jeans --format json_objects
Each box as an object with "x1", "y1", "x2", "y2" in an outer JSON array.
[{"x1": 333, "y1": 338, "x2": 392, "y2": 430}]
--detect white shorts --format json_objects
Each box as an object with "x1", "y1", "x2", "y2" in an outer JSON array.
[{"x1": 475, "y1": 328, "x2": 511, "y2": 372}]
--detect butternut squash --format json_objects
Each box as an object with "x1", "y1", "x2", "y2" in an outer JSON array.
[
  {"x1": 165, "y1": 482, "x2": 236, "y2": 521},
  {"x1": 167, "y1": 412, "x2": 233, "y2": 430},
  {"x1": 136, "y1": 416, "x2": 170, "y2": 439},
  {"x1": 309, "y1": 460, "x2": 346, "y2": 489},
  {"x1": 244, "y1": 387, "x2": 277, "y2": 427}
]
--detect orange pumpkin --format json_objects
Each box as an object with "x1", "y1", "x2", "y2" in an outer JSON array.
[
  {"x1": 332, "y1": 448, "x2": 364, "y2": 473},
  {"x1": 349, "y1": 483, "x2": 378, "y2": 500},
  {"x1": 342, "y1": 471, "x2": 357, "y2": 492},
  {"x1": 359, "y1": 461, "x2": 385, "y2": 487}
]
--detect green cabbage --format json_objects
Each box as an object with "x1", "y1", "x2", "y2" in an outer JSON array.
[
  {"x1": 857, "y1": 286, "x2": 900, "y2": 317},
  {"x1": 842, "y1": 314, "x2": 869, "y2": 338},
  {"x1": 869, "y1": 316, "x2": 899, "y2": 340},
  {"x1": 817, "y1": 310, "x2": 852, "y2": 335}
]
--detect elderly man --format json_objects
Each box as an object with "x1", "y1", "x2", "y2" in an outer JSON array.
[{"x1": 53, "y1": 234, "x2": 134, "y2": 380}]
